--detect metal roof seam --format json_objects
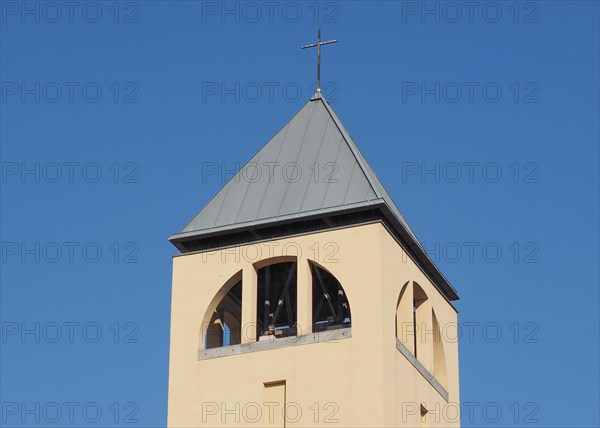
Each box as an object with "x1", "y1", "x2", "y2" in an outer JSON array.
[
  {"x1": 297, "y1": 113, "x2": 333, "y2": 214},
  {"x1": 318, "y1": 134, "x2": 345, "y2": 210},
  {"x1": 274, "y1": 97, "x2": 318, "y2": 219},
  {"x1": 250, "y1": 106, "x2": 296, "y2": 223}
]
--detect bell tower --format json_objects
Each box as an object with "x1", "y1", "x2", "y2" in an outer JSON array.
[{"x1": 167, "y1": 91, "x2": 461, "y2": 427}]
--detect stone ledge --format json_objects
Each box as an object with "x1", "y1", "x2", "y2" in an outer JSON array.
[
  {"x1": 396, "y1": 338, "x2": 449, "y2": 402},
  {"x1": 199, "y1": 328, "x2": 352, "y2": 360}
]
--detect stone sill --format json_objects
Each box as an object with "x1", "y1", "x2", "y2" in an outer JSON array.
[
  {"x1": 396, "y1": 338, "x2": 449, "y2": 402},
  {"x1": 199, "y1": 328, "x2": 352, "y2": 360}
]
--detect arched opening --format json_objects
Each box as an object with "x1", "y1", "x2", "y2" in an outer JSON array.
[
  {"x1": 396, "y1": 281, "x2": 429, "y2": 359},
  {"x1": 396, "y1": 281, "x2": 447, "y2": 380},
  {"x1": 412, "y1": 282, "x2": 428, "y2": 359},
  {"x1": 256, "y1": 261, "x2": 297, "y2": 339},
  {"x1": 311, "y1": 262, "x2": 351, "y2": 332},
  {"x1": 204, "y1": 278, "x2": 242, "y2": 349},
  {"x1": 432, "y1": 309, "x2": 448, "y2": 389},
  {"x1": 396, "y1": 281, "x2": 413, "y2": 353}
]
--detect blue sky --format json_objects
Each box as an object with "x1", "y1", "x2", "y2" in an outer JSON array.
[{"x1": 1, "y1": 1, "x2": 598, "y2": 426}]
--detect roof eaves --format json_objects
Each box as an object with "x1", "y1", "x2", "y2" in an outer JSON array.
[{"x1": 169, "y1": 198, "x2": 387, "y2": 243}]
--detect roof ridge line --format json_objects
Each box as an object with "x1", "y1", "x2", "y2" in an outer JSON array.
[
  {"x1": 316, "y1": 96, "x2": 383, "y2": 201},
  {"x1": 317, "y1": 95, "x2": 424, "y2": 248},
  {"x1": 180, "y1": 100, "x2": 315, "y2": 233}
]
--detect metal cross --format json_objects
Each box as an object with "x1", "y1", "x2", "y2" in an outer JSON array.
[{"x1": 301, "y1": 28, "x2": 337, "y2": 93}]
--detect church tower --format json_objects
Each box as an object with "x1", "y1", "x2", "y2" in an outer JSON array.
[{"x1": 167, "y1": 88, "x2": 461, "y2": 426}]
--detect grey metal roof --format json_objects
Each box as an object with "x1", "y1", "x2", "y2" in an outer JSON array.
[{"x1": 170, "y1": 92, "x2": 459, "y2": 301}]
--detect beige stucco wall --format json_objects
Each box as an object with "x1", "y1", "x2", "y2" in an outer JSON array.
[{"x1": 168, "y1": 222, "x2": 460, "y2": 427}]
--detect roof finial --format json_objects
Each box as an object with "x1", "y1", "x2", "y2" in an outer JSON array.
[{"x1": 301, "y1": 28, "x2": 338, "y2": 94}]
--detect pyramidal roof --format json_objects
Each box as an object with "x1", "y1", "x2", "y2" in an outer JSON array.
[{"x1": 170, "y1": 93, "x2": 459, "y2": 301}]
